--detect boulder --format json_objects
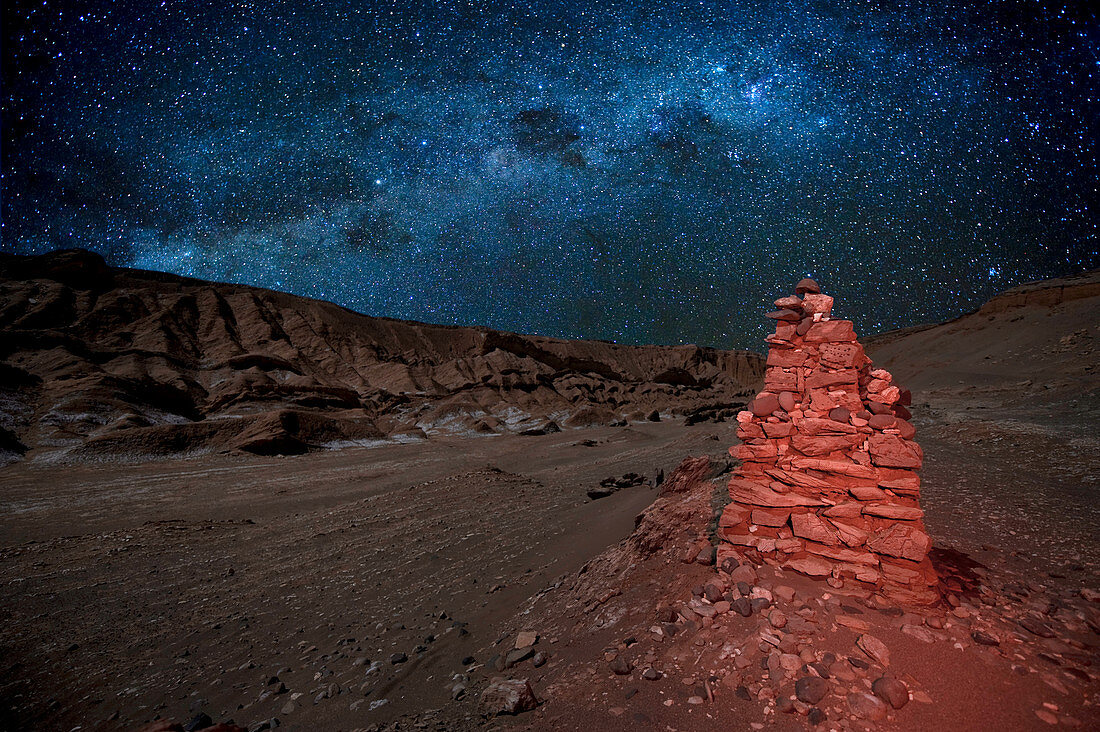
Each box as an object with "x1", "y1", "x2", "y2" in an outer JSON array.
[{"x1": 479, "y1": 678, "x2": 538, "y2": 716}]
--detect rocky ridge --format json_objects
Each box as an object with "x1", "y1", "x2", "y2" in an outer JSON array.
[{"x1": 0, "y1": 249, "x2": 762, "y2": 464}]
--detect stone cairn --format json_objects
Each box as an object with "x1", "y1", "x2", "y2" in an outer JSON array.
[{"x1": 717, "y1": 278, "x2": 939, "y2": 605}]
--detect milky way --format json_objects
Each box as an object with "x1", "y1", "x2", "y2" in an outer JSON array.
[{"x1": 3, "y1": 1, "x2": 1096, "y2": 348}]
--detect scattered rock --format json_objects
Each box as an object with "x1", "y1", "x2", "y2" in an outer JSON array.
[
  {"x1": 795, "y1": 676, "x2": 830, "y2": 704},
  {"x1": 871, "y1": 676, "x2": 909, "y2": 709},
  {"x1": 1036, "y1": 709, "x2": 1059, "y2": 725},
  {"x1": 1019, "y1": 616, "x2": 1057, "y2": 638},
  {"x1": 695, "y1": 544, "x2": 716, "y2": 565},
  {"x1": 971, "y1": 630, "x2": 1000, "y2": 646},
  {"x1": 901, "y1": 624, "x2": 936, "y2": 643},
  {"x1": 501, "y1": 646, "x2": 536, "y2": 669},
  {"x1": 847, "y1": 691, "x2": 888, "y2": 721},
  {"x1": 609, "y1": 655, "x2": 633, "y2": 675},
  {"x1": 479, "y1": 678, "x2": 538, "y2": 716},
  {"x1": 732, "y1": 598, "x2": 753, "y2": 617},
  {"x1": 856, "y1": 634, "x2": 890, "y2": 666},
  {"x1": 515, "y1": 631, "x2": 538, "y2": 649}
]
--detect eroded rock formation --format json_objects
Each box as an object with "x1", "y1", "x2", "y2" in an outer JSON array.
[
  {"x1": 0, "y1": 249, "x2": 763, "y2": 463},
  {"x1": 717, "y1": 279, "x2": 938, "y2": 605}
]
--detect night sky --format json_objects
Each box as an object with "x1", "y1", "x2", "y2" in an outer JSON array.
[{"x1": 3, "y1": 1, "x2": 1096, "y2": 349}]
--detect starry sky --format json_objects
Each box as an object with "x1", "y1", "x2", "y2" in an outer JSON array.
[{"x1": 3, "y1": 1, "x2": 1097, "y2": 349}]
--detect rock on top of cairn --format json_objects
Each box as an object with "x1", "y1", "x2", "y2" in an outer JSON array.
[
  {"x1": 795, "y1": 277, "x2": 821, "y2": 295},
  {"x1": 717, "y1": 278, "x2": 938, "y2": 605}
]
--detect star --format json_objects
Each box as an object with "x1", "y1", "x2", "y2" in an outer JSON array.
[{"x1": 2, "y1": 1, "x2": 1095, "y2": 348}]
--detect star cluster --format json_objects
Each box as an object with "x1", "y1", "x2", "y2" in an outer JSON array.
[{"x1": 3, "y1": 0, "x2": 1096, "y2": 348}]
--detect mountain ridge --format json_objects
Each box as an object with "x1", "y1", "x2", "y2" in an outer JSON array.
[{"x1": 0, "y1": 249, "x2": 764, "y2": 464}]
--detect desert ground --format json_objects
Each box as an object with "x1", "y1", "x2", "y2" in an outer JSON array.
[{"x1": 1, "y1": 256, "x2": 1097, "y2": 731}]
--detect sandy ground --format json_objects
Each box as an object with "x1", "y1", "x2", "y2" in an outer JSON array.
[
  {"x1": 0, "y1": 421, "x2": 734, "y2": 730},
  {"x1": 1, "y1": 396, "x2": 1097, "y2": 731}
]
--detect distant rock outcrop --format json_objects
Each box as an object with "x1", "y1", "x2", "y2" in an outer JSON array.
[
  {"x1": 0, "y1": 250, "x2": 763, "y2": 463},
  {"x1": 717, "y1": 279, "x2": 939, "y2": 605}
]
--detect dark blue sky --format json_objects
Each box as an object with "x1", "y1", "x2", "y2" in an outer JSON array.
[{"x1": 3, "y1": 1, "x2": 1096, "y2": 348}]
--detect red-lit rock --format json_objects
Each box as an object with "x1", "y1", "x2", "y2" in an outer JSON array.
[
  {"x1": 765, "y1": 368, "x2": 799, "y2": 392},
  {"x1": 762, "y1": 421, "x2": 794, "y2": 438},
  {"x1": 789, "y1": 457, "x2": 877, "y2": 479},
  {"x1": 848, "y1": 485, "x2": 888, "y2": 501},
  {"x1": 808, "y1": 371, "x2": 859, "y2": 389},
  {"x1": 801, "y1": 293, "x2": 834, "y2": 317},
  {"x1": 823, "y1": 501, "x2": 863, "y2": 518},
  {"x1": 736, "y1": 422, "x2": 764, "y2": 440},
  {"x1": 862, "y1": 503, "x2": 924, "y2": 521},
  {"x1": 848, "y1": 692, "x2": 888, "y2": 721},
  {"x1": 732, "y1": 442, "x2": 779, "y2": 461},
  {"x1": 867, "y1": 414, "x2": 897, "y2": 430},
  {"x1": 752, "y1": 508, "x2": 792, "y2": 527},
  {"x1": 795, "y1": 278, "x2": 821, "y2": 295},
  {"x1": 798, "y1": 418, "x2": 858, "y2": 435},
  {"x1": 730, "y1": 481, "x2": 829, "y2": 508},
  {"x1": 866, "y1": 524, "x2": 932, "y2": 561},
  {"x1": 767, "y1": 349, "x2": 809, "y2": 368},
  {"x1": 791, "y1": 434, "x2": 860, "y2": 456},
  {"x1": 750, "y1": 394, "x2": 781, "y2": 416},
  {"x1": 806, "y1": 543, "x2": 877, "y2": 565},
  {"x1": 778, "y1": 391, "x2": 798, "y2": 412},
  {"x1": 774, "y1": 295, "x2": 803, "y2": 310},
  {"x1": 867, "y1": 433, "x2": 923, "y2": 469},
  {"x1": 875, "y1": 468, "x2": 920, "y2": 492},
  {"x1": 804, "y1": 320, "x2": 856, "y2": 342},
  {"x1": 791, "y1": 512, "x2": 841, "y2": 545},
  {"x1": 826, "y1": 518, "x2": 870, "y2": 546},
  {"x1": 819, "y1": 342, "x2": 863, "y2": 368},
  {"x1": 784, "y1": 556, "x2": 833, "y2": 576}
]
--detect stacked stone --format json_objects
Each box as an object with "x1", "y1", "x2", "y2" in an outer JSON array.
[{"x1": 717, "y1": 279, "x2": 938, "y2": 605}]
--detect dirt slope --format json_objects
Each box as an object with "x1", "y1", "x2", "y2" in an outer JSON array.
[{"x1": 0, "y1": 249, "x2": 762, "y2": 465}]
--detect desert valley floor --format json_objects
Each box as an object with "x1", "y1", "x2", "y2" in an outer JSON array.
[{"x1": 1, "y1": 256, "x2": 1097, "y2": 731}]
